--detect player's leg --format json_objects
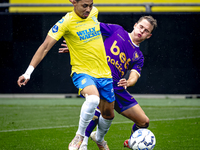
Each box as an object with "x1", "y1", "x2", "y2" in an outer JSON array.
[
  {"x1": 90, "y1": 78, "x2": 115, "y2": 150},
  {"x1": 80, "y1": 108, "x2": 101, "y2": 148},
  {"x1": 114, "y1": 87, "x2": 149, "y2": 132},
  {"x1": 121, "y1": 104, "x2": 149, "y2": 133},
  {"x1": 113, "y1": 87, "x2": 149, "y2": 148},
  {"x1": 85, "y1": 107, "x2": 101, "y2": 138},
  {"x1": 69, "y1": 73, "x2": 100, "y2": 150},
  {"x1": 90, "y1": 100, "x2": 114, "y2": 150},
  {"x1": 77, "y1": 85, "x2": 100, "y2": 136},
  {"x1": 122, "y1": 104, "x2": 149, "y2": 149},
  {"x1": 97, "y1": 99, "x2": 115, "y2": 141}
]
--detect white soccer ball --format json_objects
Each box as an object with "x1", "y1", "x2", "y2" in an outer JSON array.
[{"x1": 128, "y1": 129, "x2": 156, "y2": 150}]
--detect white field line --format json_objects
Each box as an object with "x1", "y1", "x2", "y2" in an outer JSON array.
[
  {"x1": 0, "y1": 125, "x2": 78, "y2": 133},
  {"x1": 1, "y1": 116, "x2": 200, "y2": 133},
  {"x1": 1, "y1": 107, "x2": 200, "y2": 110}
]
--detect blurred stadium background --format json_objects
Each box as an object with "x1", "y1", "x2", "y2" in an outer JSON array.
[{"x1": 0, "y1": 0, "x2": 200, "y2": 98}]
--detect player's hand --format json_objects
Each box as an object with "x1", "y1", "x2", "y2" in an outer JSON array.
[
  {"x1": 17, "y1": 75, "x2": 29, "y2": 87},
  {"x1": 59, "y1": 40, "x2": 69, "y2": 53},
  {"x1": 117, "y1": 78, "x2": 128, "y2": 89}
]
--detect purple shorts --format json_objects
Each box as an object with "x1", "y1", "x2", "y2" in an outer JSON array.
[{"x1": 114, "y1": 86, "x2": 138, "y2": 114}]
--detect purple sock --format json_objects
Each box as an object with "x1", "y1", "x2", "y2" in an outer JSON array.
[
  {"x1": 85, "y1": 108, "x2": 101, "y2": 137},
  {"x1": 132, "y1": 124, "x2": 139, "y2": 133},
  {"x1": 130, "y1": 124, "x2": 149, "y2": 138}
]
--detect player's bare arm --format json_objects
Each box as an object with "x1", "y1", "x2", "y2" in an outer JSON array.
[
  {"x1": 117, "y1": 70, "x2": 139, "y2": 89},
  {"x1": 17, "y1": 35, "x2": 57, "y2": 87},
  {"x1": 29, "y1": 35, "x2": 57, "y2": 68}
]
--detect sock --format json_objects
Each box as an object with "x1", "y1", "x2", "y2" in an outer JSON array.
[
  {"x1": 130, "y1": 123, "x2": 149, "y2": 138},
  {"x1": 85, "y1": 108, "x2": 101, "y2": 137},
  {"x1": 132, "y1": 124, "x2": 140, "y2": 133},
  {"x1": 82, "y1": 136, "x2": 89, "y2": 145},
  {"x1": 96, "y1": 115, "x2": 113, "y2": 143},
  {"x1": 76, "y1": 95, "x2": 100, "y2": 136}
]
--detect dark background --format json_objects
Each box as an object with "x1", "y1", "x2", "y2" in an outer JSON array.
[{"x1": 0, "y1": 12, "x2": 200, "y2": 94}]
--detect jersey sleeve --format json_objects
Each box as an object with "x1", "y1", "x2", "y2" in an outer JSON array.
[
  {"x1": 100, "y1": 22, "x2": 120, "y2": 37},
  {"x1": 131, "y1": 54, "x2": 144, "y2": 76},
  {"x1": 48, "y1": 17, "x2": 68, "y2": 41}
]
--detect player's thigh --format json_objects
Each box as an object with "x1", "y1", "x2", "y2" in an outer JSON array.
[
  {"x1": 72, "y1": 73, "x2": 99, "y2": 97},
  {"x1": 81, "y1": 85, "x2": 99, "y2": 97},
  {"x1": 121, "y1": 104, "x2": 149, "y2": 125},
  {"x1": 98, "y1": 78, "x2": 115, "y2": 103},
  {"x1": 99, "y1": 99, "x2": 115, "y2": 119}
]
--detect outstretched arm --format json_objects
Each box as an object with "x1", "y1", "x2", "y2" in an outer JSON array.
[{"x1": 17, "y1": 35, "x2": 57, "y2": 87}]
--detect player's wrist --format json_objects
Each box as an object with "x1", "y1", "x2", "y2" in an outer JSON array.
[{"x1": 22, "y1": 65, "x2": 34, "y2": 79}]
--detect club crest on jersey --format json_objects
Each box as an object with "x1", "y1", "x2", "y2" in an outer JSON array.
[
  {"x1": 52, "y1": 25, "x2": 58, "y2": 33},
  {"x1": 132, "y1": 51, "x2": 140, "y2": 61}
]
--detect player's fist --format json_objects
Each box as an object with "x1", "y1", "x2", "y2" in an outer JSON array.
[{"x1": 17, "y1": 75, "x2": 29, "y2": 87}]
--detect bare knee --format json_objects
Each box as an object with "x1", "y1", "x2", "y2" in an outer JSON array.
[
  {"x1": 138, "y1": 116, "x2": 149, "y2": 128},
  {"x1": 99, "y1": 100, "x2": 115, "y2": 120},
  {"x1": 101, "y1": 108, "x2": 115, "y2": 120}
]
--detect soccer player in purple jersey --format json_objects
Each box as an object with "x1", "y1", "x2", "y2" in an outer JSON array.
[{"x1": 59, "y1": 16, "x2": 157, "y2": 149}]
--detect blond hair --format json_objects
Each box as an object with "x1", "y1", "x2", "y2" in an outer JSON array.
[{"x1": 138, "y1": 16, "x2": 157, "y2": 32}]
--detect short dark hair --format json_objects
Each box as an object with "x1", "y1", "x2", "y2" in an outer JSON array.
[{"x1": 138, "y1": 16, "x2": 157, "y2": 32}]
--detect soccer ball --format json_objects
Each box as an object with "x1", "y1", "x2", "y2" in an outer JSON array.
[{"x1": 128, "y1": 129, "x2": 156, "y2": 150}]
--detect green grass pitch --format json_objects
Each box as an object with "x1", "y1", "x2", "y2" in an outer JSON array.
[{"x1": 0, "y1": 97, "x2": 200, "y2": 150}]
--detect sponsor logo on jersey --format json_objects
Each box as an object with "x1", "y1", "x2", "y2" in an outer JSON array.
[
  {"x1": 52, "y1": 25, "x2": 58, "y2": 33},
  {"x1": 76, "y1": 27, "x2": 101, "y2": 41}
]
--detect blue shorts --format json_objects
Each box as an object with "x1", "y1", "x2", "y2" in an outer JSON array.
[
  {"x1": 72, "y1": 73, "x2": 115, "y2": 103},
  {"x1": 114, "y1": 86, "x2": 138, "y2": 113}
]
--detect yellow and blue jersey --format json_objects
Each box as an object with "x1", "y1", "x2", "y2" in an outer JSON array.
[{"x1": 48, "y1": 7, "x2": 112, "y2": 78}]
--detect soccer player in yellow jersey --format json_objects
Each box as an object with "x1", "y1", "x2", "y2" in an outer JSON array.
[{"x1": 17, "y1": 0, "x2": 115, "y2": 150}]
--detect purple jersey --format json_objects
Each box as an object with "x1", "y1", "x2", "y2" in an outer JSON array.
[{"x1": 100, "y1": 23, "x2": 144, "y2": 85}]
